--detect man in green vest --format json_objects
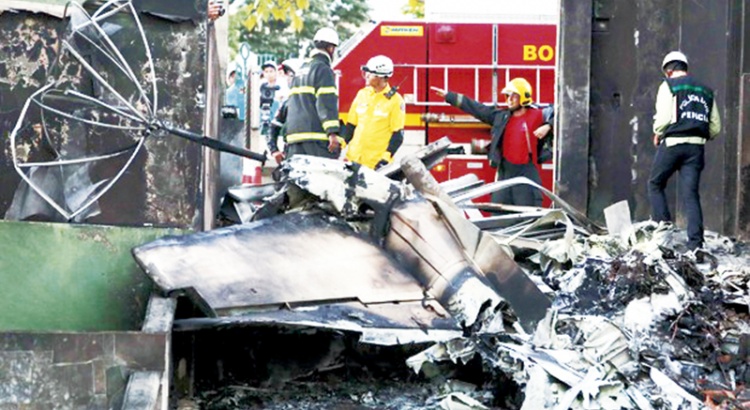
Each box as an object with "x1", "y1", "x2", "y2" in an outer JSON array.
[{"x1": 649, "y1": 51, "x2": 721, "y2": 251}]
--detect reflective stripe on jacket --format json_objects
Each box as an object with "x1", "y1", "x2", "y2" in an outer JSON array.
[{"x1": 285, "y1": 50, "x2": 340, "y2": 144}]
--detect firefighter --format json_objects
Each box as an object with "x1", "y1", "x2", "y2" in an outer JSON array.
[
  {"x1": 342, "y1": 55, "x2": 406, "y2": 169},
  {"x1": 284, "y1": 27, "x2": 342, "y2": 159},
  {"x1": 431, "y1": 78, "x2": 552, "y2": 207},
  {"x1": 266, "y1": 59, "x2": 304, "y2": 165},
  {"x1": 648, "y1": 51, "x2": 721, "y2": 251}
]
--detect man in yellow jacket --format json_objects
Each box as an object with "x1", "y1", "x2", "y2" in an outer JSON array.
[{"x1": 342, "y1": 55, "x2": 406, "y2": 169}]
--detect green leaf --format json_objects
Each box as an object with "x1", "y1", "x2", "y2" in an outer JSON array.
[
  {"x1": 243, "y1": 14, "x2": 258, "y2": 31},
  {"x1": 229, "y1": 0, "x2": 368, "y2": 61},
  {"x1": 270, "y1": 7, "x2": 286, "y2": 21},
  {"x1": 291, "y1": 13, "x2": 304, "y2": 32}
]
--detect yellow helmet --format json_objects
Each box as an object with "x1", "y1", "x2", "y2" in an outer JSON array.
[{"x1": 502, "y1": 77, "x2": 533, "y2": 106}]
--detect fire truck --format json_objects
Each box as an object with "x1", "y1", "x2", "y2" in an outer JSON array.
[{"x1": 333, "y1": 1, "x2": 558, "y2": 205}]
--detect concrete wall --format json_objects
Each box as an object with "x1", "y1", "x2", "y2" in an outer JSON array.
[
  {"x1": 0, "y1": 220, "x2": 181, "y2": 331},
  {"x1": 0, "y1": 331, "x2": 168, "y2": 408},
  {"x1": 0, "y1": 221, "x2": 180, "y2": 408}
]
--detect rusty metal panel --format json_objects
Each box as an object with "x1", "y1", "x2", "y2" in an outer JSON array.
[
  {"x1": 717, "y1": 0, "x2": 745, "y2": 235},
  {"x1": 0, "y1": 12, "x2": 63, "y2": 222},
  {"x1": 587, "y1": 0, "x2": 677, "y2": 222},
  {"x1": 0, "y1": 4, "x2": 210, "y2": 228},
  {"x1": 739, "y1": 74, "x2": 750, "y2": 234},
  {"x1": 557, "y1": 0, "x2": 592, "y2": 213},
  {"x1": 133, "y1": 212, "x2": 428, "y2": 315},
  {"x1": 679, "y1": 0, "x2": 735, "y2": 235}
]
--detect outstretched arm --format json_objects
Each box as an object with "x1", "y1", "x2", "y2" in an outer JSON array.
[{"x1": 430, "y1": 86, "x2": 495, "y2": 124}]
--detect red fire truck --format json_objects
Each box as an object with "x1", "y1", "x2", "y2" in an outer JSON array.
[{"x1": 333, "y1": 8, "x2": 557, "y2": 206}]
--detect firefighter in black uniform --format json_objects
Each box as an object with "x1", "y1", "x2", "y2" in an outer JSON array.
[
  {"x1": 284, "y1": 27, "x2": 342, "y2": 159},
  {"x1": 649, "y1": 51, "x2": 721, "y2": 251}
]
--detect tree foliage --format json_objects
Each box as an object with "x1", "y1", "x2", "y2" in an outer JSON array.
[
  {"x1": 228, "y1": 0, "x2": 370, "y2": 63},
  {"x1": 402, "y1": 0, "x2": 424, "y2": 19},
  {"x1": 240, "y1": 0, "x2": 310, "y2": 33}
]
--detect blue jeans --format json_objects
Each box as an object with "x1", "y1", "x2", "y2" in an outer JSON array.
[{"x1": 648, "y1": 143, "x2": 705, "y2": 250}]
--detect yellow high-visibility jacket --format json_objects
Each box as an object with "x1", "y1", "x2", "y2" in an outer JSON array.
[{"x1": 345, "y1": 85, "x2": 406, "y2": 169}]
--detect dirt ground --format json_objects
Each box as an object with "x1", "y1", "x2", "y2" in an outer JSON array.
[
  {"x1": 172, "y1": 330, "x2": 510, "y2": 410},
  {"x1": 182, "y1": 377, "x2": 439, "y2": 409}
]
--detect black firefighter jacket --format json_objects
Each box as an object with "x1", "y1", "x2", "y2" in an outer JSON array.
[
  {"x1": 445, "y1": 91, "x2": 511, "y2": 167},
  {"x1": 445, "y1": 92, "x2": 554, "y2": 167},
  {"x1": 284, "y1": 50, "x2": 340, "y2": 144}
]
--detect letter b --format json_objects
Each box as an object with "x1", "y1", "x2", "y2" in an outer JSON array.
[
  {"x1": 523, "y1": 45, "x2": 555, "y2": 62},
  {"x1": 523, "y1": 45, "x2": 537, "y2": 61}
]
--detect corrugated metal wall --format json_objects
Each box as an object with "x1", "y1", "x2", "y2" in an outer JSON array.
[{"x1": 558, "y1": 0, "x2": 748, "y2": 238}]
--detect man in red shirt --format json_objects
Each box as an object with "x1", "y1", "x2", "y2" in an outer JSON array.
[{"x1": 432, "y1": 78, "x2": 552, "y2": 206}]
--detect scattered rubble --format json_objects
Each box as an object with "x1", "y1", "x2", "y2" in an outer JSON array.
[{"x1": 134, "y1": 142, "x2": 750, "y2": 408}]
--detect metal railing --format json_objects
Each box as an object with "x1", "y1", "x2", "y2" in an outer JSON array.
[{"x1": 396, "y1": 63, "x2": 555, "y2": 107}]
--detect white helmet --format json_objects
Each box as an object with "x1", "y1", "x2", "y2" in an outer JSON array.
[
  {"x1": 662, "y1": 51, "x2": 688, "y2": 70},
  {"x1": 313, "y1": 27, "x2": 340, "y2": 47},
  {"x1": 280, "y1": 58, "x2": 303, "y2": 76},
  {"x1": 362, "y1": 55, "x2": 394, "y2": 78}
]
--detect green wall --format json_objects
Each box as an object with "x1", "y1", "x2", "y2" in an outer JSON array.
[{"x1": 0, "y1": 221, "x2": 185, "y2": 331}]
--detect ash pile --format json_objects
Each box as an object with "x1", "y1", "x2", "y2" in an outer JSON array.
[{"x1": 134, "y1": 139, "x2": 750, "y2": 409}]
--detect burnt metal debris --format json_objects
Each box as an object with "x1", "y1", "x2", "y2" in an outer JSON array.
[
  {"x1": 7, "y1": 0, "x2": 263, "y2": 222},
  {"x1": 133, "y1": 139, "x2": 750, "y2": 408}
]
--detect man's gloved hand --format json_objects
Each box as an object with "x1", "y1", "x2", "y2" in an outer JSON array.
[
  {"x1": 327, "y1": 133, "x2": 341, "y2": 152},
  {"x1": 271, "y1": 151, "x2": 285, "y2": 165},
  {"x1": 375, "y1": 152, "x2": 392, "y2": 170}
]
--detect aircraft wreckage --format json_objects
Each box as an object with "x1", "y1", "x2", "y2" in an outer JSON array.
[{"x1": 133, "y1": 139, "x2": 750, "y2": 409}]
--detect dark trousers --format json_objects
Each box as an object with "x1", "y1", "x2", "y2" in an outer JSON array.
[
  {"x1": 286, "y1": 140, "x2": 339, "y2": 159},
  {"x1": 648, "y1": 143, "x2": 705, "y2": 250},
  {"x1": 492, "y1": 159, "x2": 543, "y2": 207}
]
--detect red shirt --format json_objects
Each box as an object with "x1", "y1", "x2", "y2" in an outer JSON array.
[{"x1": 502, "y1": 108, "x2": 544, "y2": 164}]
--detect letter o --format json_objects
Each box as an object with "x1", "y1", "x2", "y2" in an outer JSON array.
[{"x1": 538, "y1": 45, "x2": 554, "y2": 62}]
